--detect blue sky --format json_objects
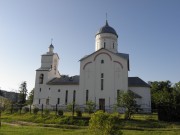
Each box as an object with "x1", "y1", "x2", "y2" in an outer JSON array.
[{"x1": 0, "y1": 0, "x2": 180, "y2": 93}]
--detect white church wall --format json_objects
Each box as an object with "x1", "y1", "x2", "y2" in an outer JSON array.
[
  {"x1": 41, "y1": 55, "x2": 53, "y2": 68},
  {"x1": 34, "y1": 84, "x2": 79, "y2": 109},
  {"x1": 129, "y1": 86, "x2": 151, "y2": 113},
  {"x1": 79, "y1": 49, "x2": 128, "y2": 108},
  {"x1": 48, "y1": 85, "x2": 79, "y2": 105},
  {"x1": 95, "y1": 33, "x2": 118, "y2": 53}
]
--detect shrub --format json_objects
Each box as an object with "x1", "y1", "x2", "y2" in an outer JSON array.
[
  {"x1": 57, "y1": 109, "x2": 64, "y2": 116},
  {"x1": 75, "y1": 120, "x2": 87, "y2": 126},
  {"x1": 67, "y1": 102, "x2": 76, "y2": 112},
  {"x1": 76, "y1": 110, "x2": 82, "y2": 117},
  {"x1": 85, "y1": 101, "x2": 95, "y2": 114},
  {"x1": 59, "y1": 116, "x2": 74, "y2": 125},
  {"x1": 33, "y1": 107, "x2": 39, "y2": 114},
  {"x1": 44, "y1": 109, "x2": 50, "y2": 116},
  {"x1": 89, "y1": 110, "x2": 122, "y2": 135},
  {"x1": 23, "y1": 106, "x2": 29, "y2": 113},
  {"x1": 13, "y1": 107, "x2": 19, "y2": 113}
]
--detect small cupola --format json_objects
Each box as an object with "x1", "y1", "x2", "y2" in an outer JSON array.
[{"x1": 48, "y1": 44, "x2": 54, "y2": 53}]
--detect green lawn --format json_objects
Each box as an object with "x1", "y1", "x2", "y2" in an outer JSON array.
[
  {"x1": 0, "y1": 124, "x2": 88, "y2": 135},
  {"x1": 1, "y1": 112, "x2": 180, "y2": 135},
  {"x1": 1, "y1": 124, "x2": 180, "y2": 135}
]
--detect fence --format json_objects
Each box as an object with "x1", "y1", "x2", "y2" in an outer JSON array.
[{"x1": 0, "y1": 103, "x2": 152, "y2": 115}]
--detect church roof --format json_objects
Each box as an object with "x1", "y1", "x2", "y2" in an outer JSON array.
[
  {"x1": 116, "y1": 53, "x2": 129, "y2": 60},
  {"x1": 80, "y1": 48, "x2": 129, "y2": 61},
  {"x1": 47, "y1": 75, "x2": 79, "y2": 85},
  {"x1": 41, "y1": 53, "x2": 59, "y2": 59},
  {"x1": 36, "y1": 67, "x2": 51, "y2": 71},
  {"x1": 47, "y1": 76, "x2": 149, "y2": 87},
  {"x1": 128, "y1": 77, "x2": 150, "y2": 87},
  {"x1": 96, "y1": 20, "x2": 118, "y2": 37}
]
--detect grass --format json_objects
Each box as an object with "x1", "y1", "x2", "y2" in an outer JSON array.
[
  {"x1": 1, "y1": 124, "x2": 180, "y2": 135},
  {"x1": 0, "y1": 124, "x2": 88, "y2": 135},
  {"x1": 1, "y1": 112, "x2": 90, "y2": 125},
  {"x1": 1, "y1": 112, "x2": 180, "y2": 135}
]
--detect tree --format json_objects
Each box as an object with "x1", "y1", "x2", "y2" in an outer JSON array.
[
  {"x1": 85, "y1": 100, "x2": 96, "y2": 114},
  {"x1": 18, "y1": 81, "x2": 28, "y2": 104},
  {"x1": 27, "y1": 88, "x2": 34, "y2": 104},
  {"x1": 150, "y1": 81, "x2": 180, "y2": 121},
  {"x1": 117, "y1": 90, "x2": 139, "y2": 120},
  {"x1": 173, "y1": 81, "x2": 180, "y2": 104},
  {"x1": 150, "y1": 81, "x2": 174, "y2": 110},
  {"x1": 0, "y1": 97, "x2": 12, "y2": 111}
]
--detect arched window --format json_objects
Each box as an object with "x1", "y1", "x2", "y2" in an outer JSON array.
[
  {"x1": 101, "y1": 73, "x2": 104, "y2": 90},
  {"x1": 39, "y1": 74, "x2": 44, "y2": 84},
  {"x1": 101, "y1": 60, "x2": 104, "y2": 64},
  {"x1": 104, "y1": 42, "x2": 106, "y2": 48},
  {"x1": 86, "y1": 90, "x2": 89, "y2": 104},
  {"x1": 57, "y1": 98, "x2": 60, "y2": 104},
  {"x1": 65, "y1": 90, "x2": 68, "y2": 105},
  {"x1": 117, "y1": 90, "x2": 120, "y2": 104},
  {"x1": 73, "y1": 90, "x2": 76, "y2": 103}
]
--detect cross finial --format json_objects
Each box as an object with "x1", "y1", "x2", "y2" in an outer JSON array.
[
  {"x1": 51, "y1": 38, "x2": 53, "y2": 45},
  {"x1": 105, "y1": 13, "x2": 108, "y2": 26}
]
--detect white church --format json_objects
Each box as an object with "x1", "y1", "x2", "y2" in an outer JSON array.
[{"x1": 33, "y1": 21, "x2": 151, "y2": 113}]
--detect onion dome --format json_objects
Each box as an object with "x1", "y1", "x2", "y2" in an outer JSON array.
[{"x1": 96, "y1": 20, "x2": 118, "y2": 37}]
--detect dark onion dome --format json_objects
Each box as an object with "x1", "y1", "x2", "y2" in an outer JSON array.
[
  {"x1": 96, "y1": 20, "x2": 118, "y2": 37},
  {"x1": 49, "y1": 44, "x2": 54, "y2": 48}
]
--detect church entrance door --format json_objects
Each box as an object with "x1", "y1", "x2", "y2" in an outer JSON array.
[{"x1": 99, "y1": 98, "x2": 105, "y2": 111}]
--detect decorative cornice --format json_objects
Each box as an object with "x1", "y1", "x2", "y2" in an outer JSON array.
[
  {"x1": 94, "y1": 52, "x2": 112, "y2": 61},
  {"x1": 83, "y1": 62, "x2": 92, "y2": 70},
  {"x1": 113, "y1": 61, "x2": 123, "y2": 69}
]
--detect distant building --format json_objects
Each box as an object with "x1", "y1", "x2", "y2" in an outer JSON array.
[
  {"x1": 33, "y1": 20, "x2": 151, "y2": 113},
  {"x1": 0, "y1": 90, "x2": 19, "y2": 103}
]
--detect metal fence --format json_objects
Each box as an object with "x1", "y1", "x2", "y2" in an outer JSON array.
[{"x1": 0, "y1": 103, "x2": 151, "y2": 114}]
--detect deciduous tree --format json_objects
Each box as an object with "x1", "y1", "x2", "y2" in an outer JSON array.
[
  {"x1": 18, "y1": 81, "x2": 28, "y2": 104},
  {"x1": 27, "y1": 88, "x2": 34, "y2": 104},
  {"x1": 150, "y1": 81, "x2": 174, "y2": 109},
  {"x1": 117, "y1": 90, "x2": 139, "y2": 120}
]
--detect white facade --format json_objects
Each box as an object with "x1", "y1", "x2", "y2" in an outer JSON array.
[
  {"x1": 33, "y1": 21, "x2": 151, "y2": 113},
  {"x1": 78, "y1": 49, "x2": 129, "y2": 110},
  {"x1": 129, "y1": 86, "x2": 151, "y2": 113}
]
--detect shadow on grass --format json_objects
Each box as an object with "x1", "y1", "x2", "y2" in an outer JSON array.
[{"x1": 119, "y1": 119, "x2": 180, "y2": 131}]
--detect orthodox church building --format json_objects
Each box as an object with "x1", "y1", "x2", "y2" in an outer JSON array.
[{"x1": 33, "y1": 21, "x2": 151, "y2": 113}]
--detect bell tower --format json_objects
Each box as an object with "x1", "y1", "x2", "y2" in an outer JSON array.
[{"x1": 35, "y1": 44, "x2": 60, "y2": 85}]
